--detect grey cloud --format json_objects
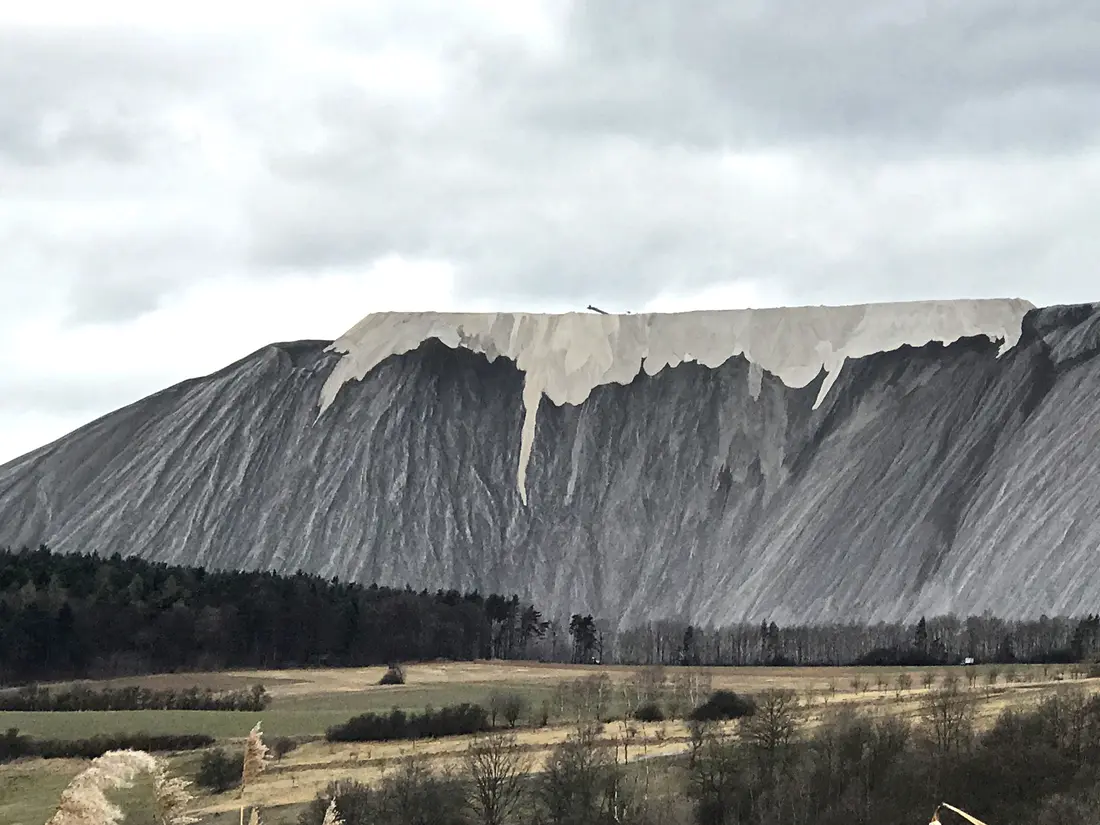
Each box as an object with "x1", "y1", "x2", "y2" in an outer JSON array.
[
  {"x1": 244, "y1": 50, "x2": 1100, "y2": 310},
  {"x1": 0, "y1": 375, "x2": 157, "y2": 415},
  {"x1": 513, "y1": 0, "x2": 1100, "y2": 152},
  {"x1": 4, "y1": 0, "x2": 1100, "y2": 355},
  {"x1": 0, "y1": 28, "x2": 254, "y2": 324},
  {"x1": 0, "y1": 27, "x2": 250, "y2": 165},
  {"x1": 65, "y1": 277, "x2": 167, "y2": 324},
  {"x1": 0, "y1": 211, "x2": 243, "y2": 325},
  {"x1": 248, "y1": 123, "x2": 766, "y2": 306},
  {"x1": 63, "y1": 225, "x2": 242, "y2": 324}
]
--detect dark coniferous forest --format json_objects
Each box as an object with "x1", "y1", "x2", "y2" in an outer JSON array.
[
  {"x1": 3, "y1": 545, "x2": 1100, "y2": 686},
  {"x1": 0, "y1": 545, "x2": 548, "y2": 684}
]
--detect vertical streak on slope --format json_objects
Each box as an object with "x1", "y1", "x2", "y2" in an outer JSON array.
[{"x1": 517, "y1": 379, "x2": 542, "y2": 504}]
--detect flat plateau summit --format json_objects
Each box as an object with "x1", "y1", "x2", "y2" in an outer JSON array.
[{"x1": 3, "y1": 298, "x2": 1099, "y2": 626}]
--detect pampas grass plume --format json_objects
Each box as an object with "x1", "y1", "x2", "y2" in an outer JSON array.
[
  {"x1": 242, "y1": 722, "x2": 270, "y2": 791},
  {"x1": 152, "y1": 758, "x2": 198, "y2": 825},
  {"x1": 46, "y1": 750, "x2": 161, "y2": 825}
]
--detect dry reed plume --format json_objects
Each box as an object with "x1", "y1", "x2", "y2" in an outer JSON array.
[
  {"x1": 238, "y1": 721, "x2": 270, "y2": 825},
  {"x1": 151, "y1": 758, "x2": 199, "y2": 825},
  {"x1": 241, "y1": 722, "x2": 270, "y2": 793},
  {"x1": 931, "y1": 802, "x2": 991, "y2": 825},
  {"x1": 321, "y1": 799, "x2": 345, "y2": 825},
  {"x1": 45, "y1": 749, "x2": 196, "y2": 825}
]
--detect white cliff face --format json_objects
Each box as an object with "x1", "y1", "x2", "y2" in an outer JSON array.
[{"x1": 319, "y1": 299, "x2": 1034, "y2": 501}]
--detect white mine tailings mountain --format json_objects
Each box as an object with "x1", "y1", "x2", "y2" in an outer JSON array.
[{"x1": 2, "y1": 298, "x2": 1098, "y2": 627}]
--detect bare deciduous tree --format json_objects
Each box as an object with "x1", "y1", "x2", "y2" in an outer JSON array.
[
  {"x1": 539, "y1": 724, "x2": 618, "y2": 825},
  {"x1": 686, "y1": 725, "x2": 742, "y2": 825},
  {"x1": 895, "y1": 672, "x2": 913, "y2": 699},
  {"x1": 743, "y1": 689, "x2": 800, "y2": 754},
  {"x1": 985, "y1": 666, "x2": 1000, "y2": 688},
  {"x1": 628, "y1": 666, "x2": 667, "y2": 713},
  {"x1": 965, "y1": 666, "x2": 980, "y2": 690},
  {"x1": 464, "y1": 733, "x2": 531, "y2": 825},
  {"x1": 875, "y1": 672, "x2": 889, "y2": 695},
  {"x1": 501, "y1": 693, "x2": 528, "y2": 728},
  {"x1": 742, "y1": 688, "x2": 800, "y2": 790},
  {"x1": 384, "y1": 755, "x2": 465, "y2": 825},
  {"x1": 670, "y1": 669, "x2": 713, "y2": 719},
  {"x1": 687, "y1": 718, "x2": 715, "y2": 768},
  {"x1": 488, "y1": 691, "x2": 506, "y2": 727},
  {"x1": 921, "y1": 687, "x2": 976, "y2": 763}
]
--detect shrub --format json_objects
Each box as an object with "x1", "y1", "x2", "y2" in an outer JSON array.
[
  {"x1": 195, "y1": 748, "x2": 245, "y2": 793},
  {"x1": 326, "y1": 703, "x2": 490, "y2": 743},
  {"x1": 689, "y1": 690, "x2": 756, "y2": 722},
  {"x1": 0, "y1": 728, "x2": 31, "y2": 762},
  {"x1": 489, "y1": 691, "x2": 529, "y2": 727},
  {"x1": 379, "y1": 664, "x2": 407, "y2": 685},
  {"x1": 632, "y1": 702, "x2": 665, "y2": 722},
  {"x1": 272, "y1": 736, "x2": 299, "y2": 760}
]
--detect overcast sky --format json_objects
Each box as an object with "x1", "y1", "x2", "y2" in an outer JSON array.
[{"x1": 1, "y1": 0, "x2": 1099, "y2": 464}]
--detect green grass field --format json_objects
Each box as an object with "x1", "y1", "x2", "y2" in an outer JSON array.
[
  {"x1": 0, "y1": 709, "x2": 328, "y2": 740},
  {"x1": 0, "y1": 759, "x2": 80, "y2": 825},
  {"x1": 0, "y1": 760, "x2": 175, "y2": 825},
  {"x1": 0, "y1": 681, "x2": 562, "y2": 741}
]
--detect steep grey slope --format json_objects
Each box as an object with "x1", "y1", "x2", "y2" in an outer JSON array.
[{"x1": 1, "y1": 302, "x2": 1098, "y2": 626}]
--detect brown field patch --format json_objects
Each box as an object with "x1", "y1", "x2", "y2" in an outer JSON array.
[{"x1": 208, "y1": 660, "x2": 1080, "y2": 701}]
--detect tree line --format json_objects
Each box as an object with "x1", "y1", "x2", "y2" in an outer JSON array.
[
  {"x1": 607, "y1": 612, "x2": 1100, "y2": 667},
  {"x1": 0, "y1": 682, "x2": 270, "y2": 712},
  {"x1": 0, "y1": 545, "x2": 548, "y2": 684},
  {"x1": 5, "y1": 544, "x2": 1100, "y2": 684},
  {"x1": 294, "y1": 686, "x2": 1100, "y2": 825}
]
